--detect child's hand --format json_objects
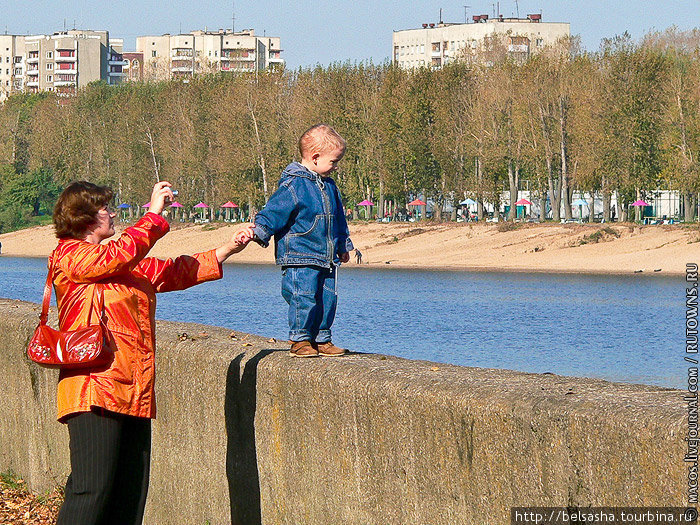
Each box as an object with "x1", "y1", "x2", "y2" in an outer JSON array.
[
  {"x1": 339, "y1": 252, "x2": 350, "y2": 263},
  {"x1": 234, "y1": 225, "x2": 255, "y2": 246},
  {"x1": 216, "y1": 226, "x2": 255, "y2": 262}
]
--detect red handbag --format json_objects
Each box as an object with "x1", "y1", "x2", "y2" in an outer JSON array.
[{"x1": 27, "y1": 258, "x2": 111, "y2": 369}]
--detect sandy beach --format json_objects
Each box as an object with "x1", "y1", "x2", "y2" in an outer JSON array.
[{"x1": 1, "y1": 220, "x2": 699, "y2": 276}]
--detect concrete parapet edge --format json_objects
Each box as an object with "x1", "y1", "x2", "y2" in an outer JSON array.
[{"x1": 0, "y1": 299, "x2": 688, "y2": 525}]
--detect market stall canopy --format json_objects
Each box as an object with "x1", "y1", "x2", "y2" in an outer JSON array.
[{"x1": 631, "y1": 200, "x2": 650, "y2": 207}]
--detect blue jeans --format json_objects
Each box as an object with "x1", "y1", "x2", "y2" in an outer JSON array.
[{"x1": 281, "y1": 265, "x2": 337, "y2": 343}]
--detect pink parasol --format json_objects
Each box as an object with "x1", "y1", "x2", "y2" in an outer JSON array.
[
  {"x1": 169, "y1": 201, "x2": 183, "y2": 208},
  {"x1": 142, "y1": 202, "x2": 150, "y2": 208},
  {"x1": 408, "y1": 199, "x2": 426, "y2": 206},
  {"x1": 357, "y1": 199, "x2": 374, "y2": 206},
  {"x1": 515, "y1": 198, "x2": 532, "y2": 206},
  {"x1": 221, "y1": 201, "x2": 239, "y2": 208},
  {"x1": 193, "y1": 202, "x2": 209, "y2": 208},
  {"x1": 631, "y1": 199, "x2": 650, "y2": 207}
]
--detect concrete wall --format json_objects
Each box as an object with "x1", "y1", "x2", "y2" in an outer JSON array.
[{"x1": 0, "y1": 299, "x2": 689, "y2": 524}]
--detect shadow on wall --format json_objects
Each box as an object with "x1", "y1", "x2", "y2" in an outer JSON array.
[{"x1": 225, "y1": 350, "x2": 275, "y2": 525}]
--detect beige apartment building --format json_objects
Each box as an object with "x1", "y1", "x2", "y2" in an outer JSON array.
[
  {"x1": 136, "y1": 28, "x2": 283, "y2": 81},
  {"x1": 0, "y1": 30, "x2": 125, "y2": 99},
  {"x1": 393, "y1": 14, "x2": 570, "y2": 68}
]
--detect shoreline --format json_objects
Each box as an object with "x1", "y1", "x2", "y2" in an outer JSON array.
[{"x1": 1, "y1": 221, "x2": 698, "y2": 277}]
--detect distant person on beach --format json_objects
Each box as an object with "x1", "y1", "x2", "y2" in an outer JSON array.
[
  {"x1": 51, "y1": 180, "x2": 250, "y2": 525},
  {"x1": 236, "y1": 124, "x2": 353, "y2": 358},
  {"x1": 355, "y1": 248, "x2": 362, "y2": 264}
]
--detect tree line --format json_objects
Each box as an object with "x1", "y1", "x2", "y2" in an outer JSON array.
[{"x1": 0, "y1": 28, "x2": 699, "y2": 233}]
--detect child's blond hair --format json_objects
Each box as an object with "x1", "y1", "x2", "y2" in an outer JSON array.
[{"x1": 298, "y1": 124, "x2": 346, "y2": 159}]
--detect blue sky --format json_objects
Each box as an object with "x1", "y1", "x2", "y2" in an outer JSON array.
[{"x1": 5, "y1": 1, "x2": 699, "y2": 68}]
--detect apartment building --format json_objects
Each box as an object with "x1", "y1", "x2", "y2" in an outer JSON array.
[
  {"x1": 0, "y1": 29, "x2": 125, "y2": 99},
  {"x1": 136, "y1": 28, "x2": 284, "y2": 81},
  {"x1": 393, "y1": 14, "x2": 570, "y2": 68},
  {"x1": 123, "y1": 52, "x2": 144, "y2": 82},
  {"x1": 0, "y1": 35, "x2": 24, "y2": 101}
]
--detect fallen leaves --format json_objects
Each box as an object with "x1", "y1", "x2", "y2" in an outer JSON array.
[{"x1": 0, "y1": 476, "x2": 62, "y2": 524}]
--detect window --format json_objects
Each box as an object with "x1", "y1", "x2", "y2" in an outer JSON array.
[
  {"x1": 46, "y1": 74, "x2": 53, "y2": 82},
  {"x1": 5, "y1": 57, "x2": 8, "y2": 63},
  {"x1": 152, "y1": 50, "x2": 157, "y2": 57},
  {"x1": 133, "y1": 60, "x2": 139, "y2": 69},
  {"x1": 214, "y1": 50, "x2": 218, "y2": 57},
  {"x1": 46, "y1": 63, "x2": 53, "y2": 70},
  {"x1": 5, "y1": 69, "x2": 8, "y2": 75},
  {"x1": 536, "y1": 38, "x2": 543, "y2": 47},
  {"x1": 46, "y1": 51, "x2": 53, "y2": 59}
]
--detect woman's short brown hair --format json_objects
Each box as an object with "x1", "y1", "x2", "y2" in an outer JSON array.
[{"x1": 53, "y1": 181, "x2": 113, "y2": 240}]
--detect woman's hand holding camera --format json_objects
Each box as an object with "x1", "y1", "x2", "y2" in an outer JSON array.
[{"x1": 148, "y1": 182, "x2": 175, "y2": 216}]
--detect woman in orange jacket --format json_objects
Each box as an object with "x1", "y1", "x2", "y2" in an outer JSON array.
[{"x1": 52, "y1": 180, "x2": 252, "y2": 525}]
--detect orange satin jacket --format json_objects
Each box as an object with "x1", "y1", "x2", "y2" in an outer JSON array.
[{"x1": 51, "y1": 212, "x2": 222, "y2": 422}]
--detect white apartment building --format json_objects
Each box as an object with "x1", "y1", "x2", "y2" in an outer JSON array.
[
  {"x1": 136, "y1": 28, "x2": 284, "y2": 81},
  {"x1": 0, "y1": 30, "x2": 125, "y2": 98},
  {"x1": 393, "y1": 14, "x2": 570, "y2": 69},
  {"x1": 0, "y1": 35, "x2": 24, "y2": 101}
]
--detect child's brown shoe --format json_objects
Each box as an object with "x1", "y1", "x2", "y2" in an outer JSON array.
[
  {"x1": 316, "y1": 341, "x2": 346, "y2": 357},
  {"x1": 290, "y1": 340, "x2": 319, "y2": 358}
]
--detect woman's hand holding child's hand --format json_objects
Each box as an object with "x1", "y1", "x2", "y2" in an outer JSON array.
[{"x1": 216, "y1": 225, "x2": 255, "y2": 263}]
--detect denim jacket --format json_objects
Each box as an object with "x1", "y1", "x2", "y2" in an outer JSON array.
[{"x1": 252, "y1": 162, "x2": 354, "y2": 268}]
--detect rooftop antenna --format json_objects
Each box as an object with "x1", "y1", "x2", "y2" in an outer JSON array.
[
  {"x1": 232, "y1": 0, "x2": 236, "y2": 33},
  {"x1": 492, "y1": 3, "x2": 496, "y2": 17},
  {"x1": 439, "y1": 8, "x2": 443, "y2": 24},
  {"x1": 515, "y1": 0, "x2": 520, "y2": 18},
  {"x1": 463, "y1": 5, "x2": 471, "y2": 23}
]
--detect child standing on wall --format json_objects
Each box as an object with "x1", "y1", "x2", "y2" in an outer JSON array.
[{"x1": 236, "y1": 124, "x2": 354, "y2": 357}]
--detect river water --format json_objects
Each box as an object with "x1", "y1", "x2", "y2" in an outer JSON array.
[{"x1": 0, "y1": 256, "x2": 685, "y2": 389}]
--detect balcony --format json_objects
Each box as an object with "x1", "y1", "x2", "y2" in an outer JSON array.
[
  {"x1": 268, "y1": 57, "x2": 284, "y2": 64},
  {"x1": 26, "y1": 69, "x2": 39, "y2": 76},
  {"x1": 109, "y1": 58, "x2": 127, "y2": 66},
  {"x1": 171, "y1": 50, "x2": 194, "y2": 59},
  {"x1": 109, "y1": 71, "x2": 126, "y2": 76},
  {"x1": 56, "y1": 52, "x2": 77, "y2": 62},
  {"x1": 508, "y1": 44, "x2": 529, "y2": 53},
  {"x1": 56, "y1": 66, "x2": 77, "y2": 74},
  {"x1": 26, "y1": 80, "x2": 39, "y2": 87},
  {"x1": 171, "y1": 66, "x2": 193, "y2": 73},
  {"x1": 26, "y1": 56, "x2": 39, "y2": 64},
  {"x1": 54, "y1": 80, "x2": 76, "y2": 87}
]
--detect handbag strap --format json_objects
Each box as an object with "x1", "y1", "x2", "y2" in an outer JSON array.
[
  {"x1": 38, "y1": 257, "x2": 55, "y2": 325},
  {"x1": 39, "y1": 255, "x2": 106, "y2": 327}
]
